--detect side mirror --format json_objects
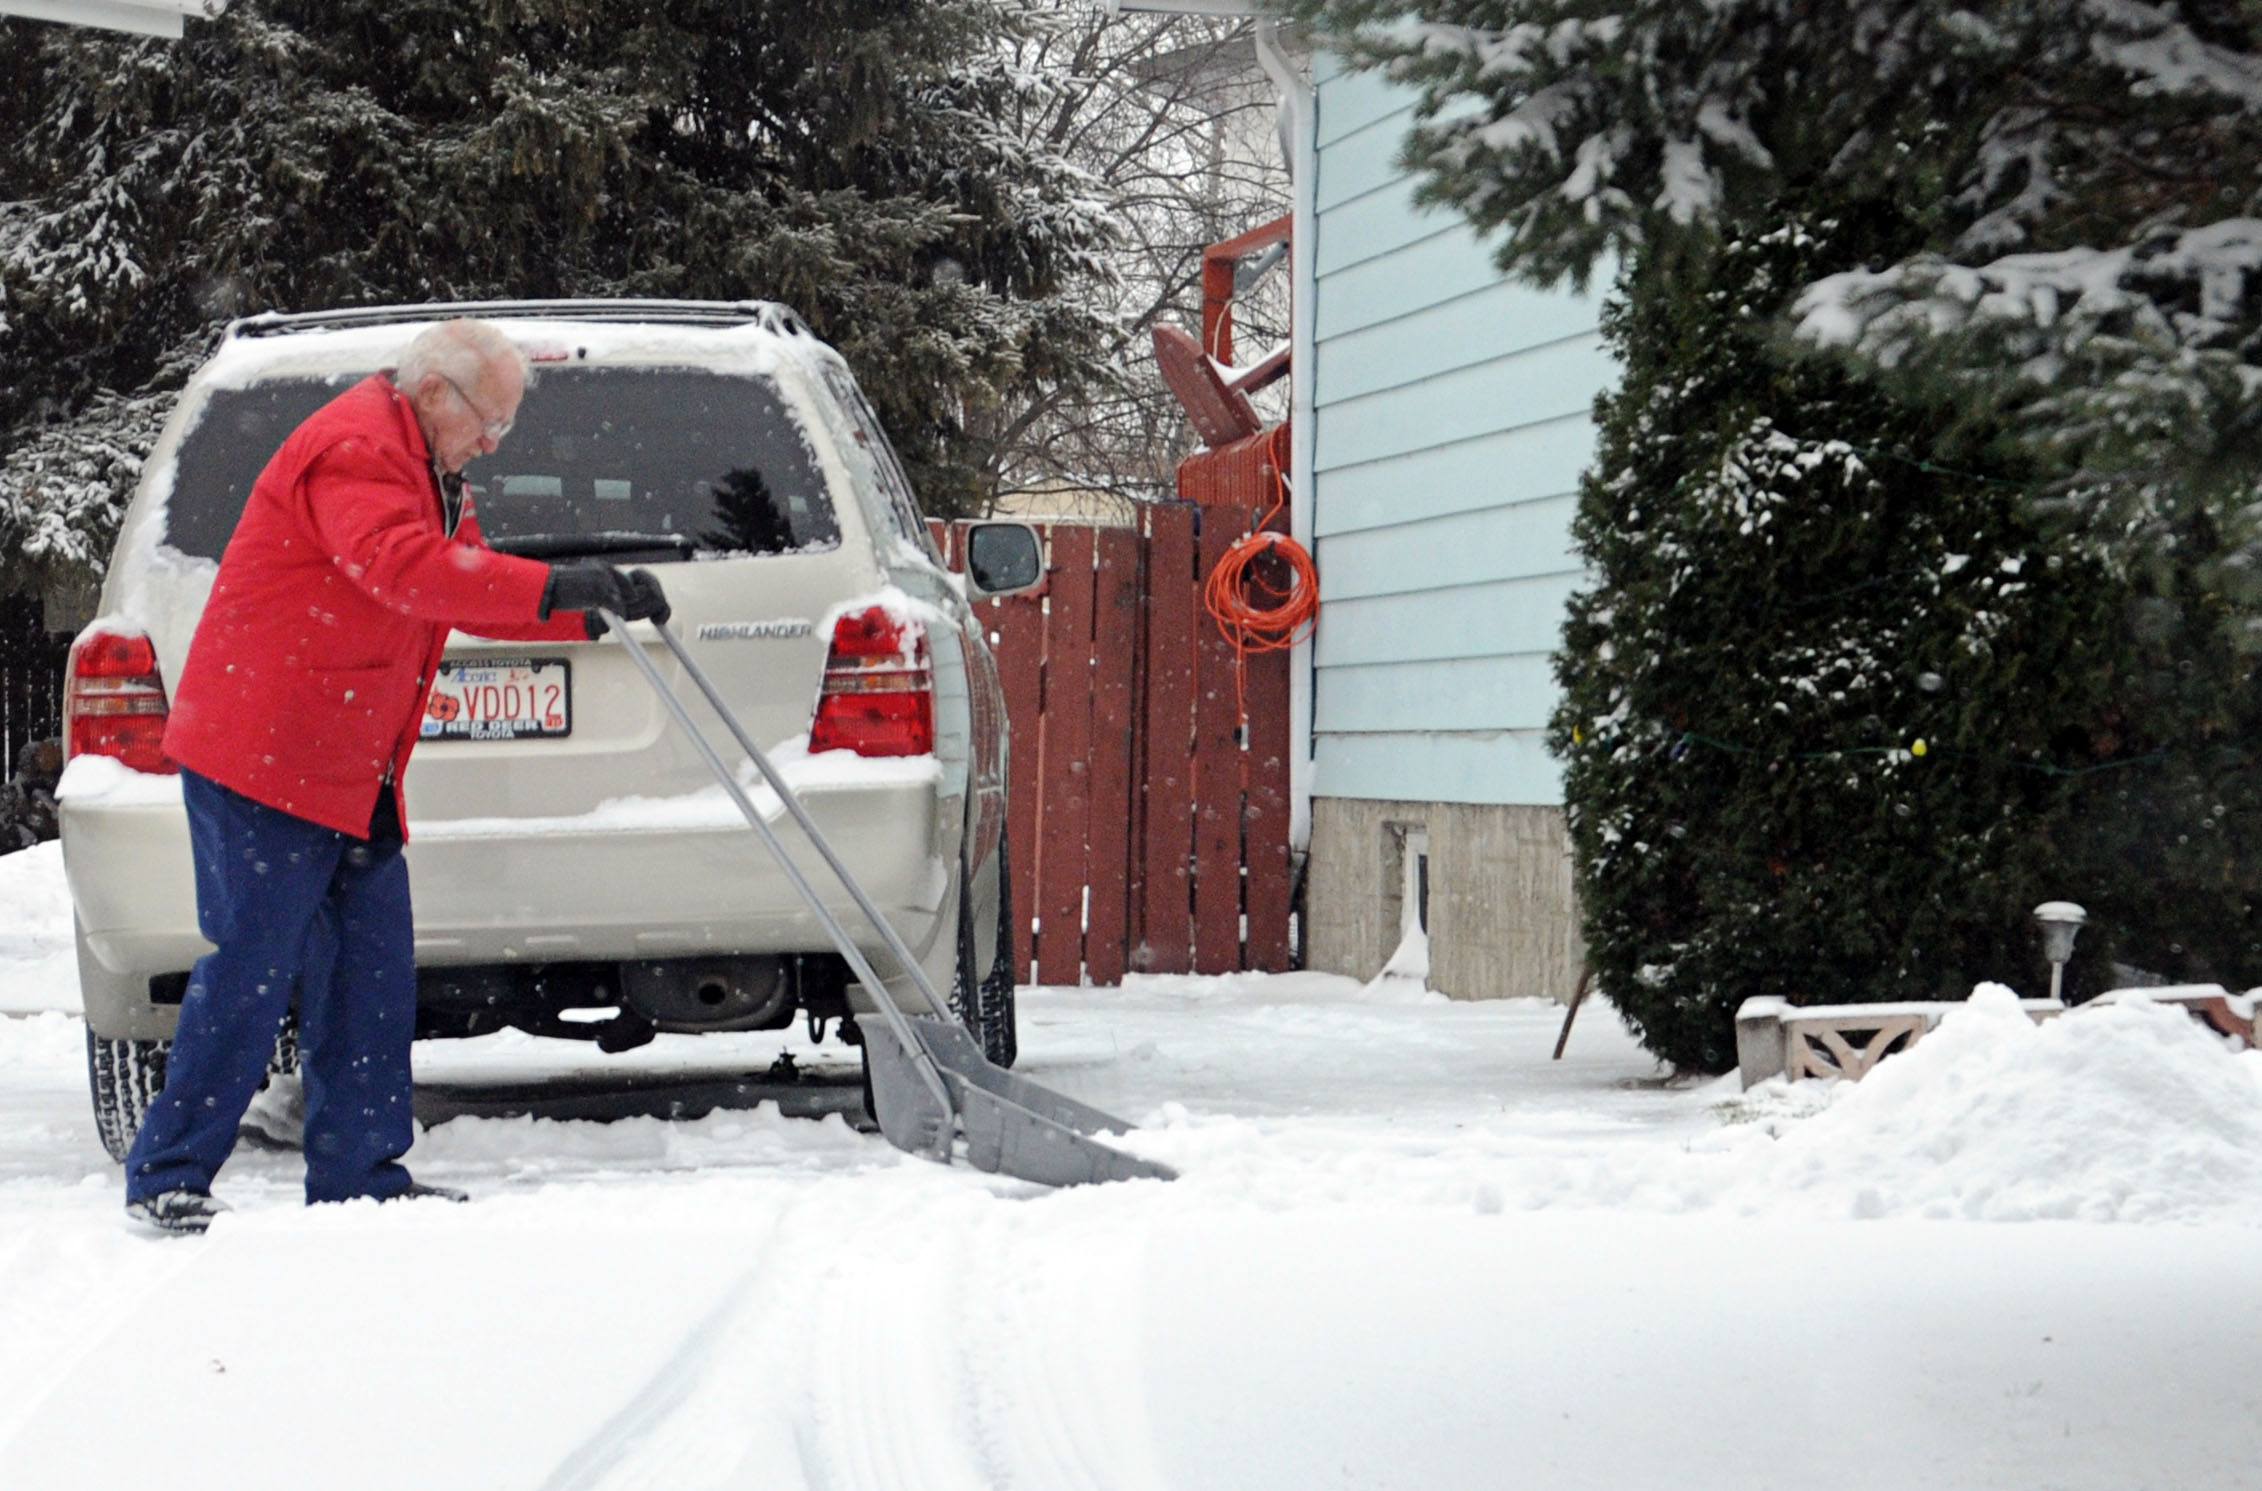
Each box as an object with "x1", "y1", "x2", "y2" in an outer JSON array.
[{"x1": 963, "y1": 522, "x2": 1044, "y2": 598}]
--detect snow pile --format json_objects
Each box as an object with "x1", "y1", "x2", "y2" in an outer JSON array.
[
  {"x1": 0, "y1": 844, "x2": 78, "y2": 1016},
  {"x1": 0, "y1": 1009, "x2": 79, "y2": 1071},
  {"x1": 0, "y1": 843, "x2": 71, "y2": 950},
  {"x1": 1361, "y1": 922, "x2": 1446, "y2": 1005},
  {"x1": 1729, "y1": 984, "x2": 2262, "y2": 1224}
]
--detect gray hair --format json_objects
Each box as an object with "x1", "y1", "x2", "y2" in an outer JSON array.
[{"x1": 394, "y1": 318, "x2": 530, "y2": 392}]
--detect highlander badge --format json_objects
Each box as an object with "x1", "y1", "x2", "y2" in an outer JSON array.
[{"x1": 697, "y1": 620, "x2": 814, "y2": 641}]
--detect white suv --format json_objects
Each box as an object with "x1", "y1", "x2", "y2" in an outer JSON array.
[{"x1": 58, "y1": 300, "x2": 1041, "y2": 1160}]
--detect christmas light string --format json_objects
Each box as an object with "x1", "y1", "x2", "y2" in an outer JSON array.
[
  {"x1": 1574, "y1": 430, "x2": 2240, "y2": 783},
  {"x1": 1808, "y1": 439, "x2": 2039, "y2": 492},
  {"x1": 1567, "y1": 724, "x2": 2178, "y2": 780}
]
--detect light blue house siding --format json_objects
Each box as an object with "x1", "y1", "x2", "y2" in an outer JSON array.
[
  {"x1": 1300, "y1": 51, "x2": 1612, "y2": 996},
  {"x1": 1309, "y1": 52, "x2": 1609, "y2": 808}
]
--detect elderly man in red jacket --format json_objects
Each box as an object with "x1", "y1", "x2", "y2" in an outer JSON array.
[{"x1": 124, "y1": 318, "x2": 668, "y2": 1234}]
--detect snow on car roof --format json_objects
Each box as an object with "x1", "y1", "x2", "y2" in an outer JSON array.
[{"x1": 195, "y1": 314, "x2": 810, "y2": 391}]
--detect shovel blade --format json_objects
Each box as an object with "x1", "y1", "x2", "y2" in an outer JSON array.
[
  {"x1": 861, "y1": 1021, "x2": 1175, "y2": 1186},
  {"x1": 904, "y1": 1017, "x2": 1154, "y2": 1139},
  {"x1": 947, "y1": 1075, "x2": 1177, "y2": 1187},
  {"x1": 861, "y1": 1020, "x2": 954, "y2": 1162}
]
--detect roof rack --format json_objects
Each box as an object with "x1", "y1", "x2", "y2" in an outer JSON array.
[{"x1": 226, "y1": 299, "x2": 811, "y2": 340}]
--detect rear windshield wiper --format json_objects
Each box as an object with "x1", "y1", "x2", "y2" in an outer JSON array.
[{"x1": 485, "y1": 531, "x2": 700, "y2": 559}]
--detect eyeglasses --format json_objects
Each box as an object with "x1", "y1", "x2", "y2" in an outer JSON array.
[{"x1": 438, "y1": 373, "x2": 515, "y2": 441}]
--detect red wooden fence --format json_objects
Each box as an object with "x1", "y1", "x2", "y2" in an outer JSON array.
[{"x1": 933, "y1": 508, "x2": 1293, "y2": 984}]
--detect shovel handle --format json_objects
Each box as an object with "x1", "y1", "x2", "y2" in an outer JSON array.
[
  {"x1": 596, "y1": 609, "x2": 956, "y2": 1147},
  {"x1": 645, "y1": 615, "x2": 957, "y2": 1021}
]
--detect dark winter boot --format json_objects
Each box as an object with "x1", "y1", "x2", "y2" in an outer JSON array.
[
  {"x1": 124, "y1": 1189, "x2": 232, "y2": 1236},
  {"x1": 386, "y1": 1181, "x2": 470, "y2": 1205}
]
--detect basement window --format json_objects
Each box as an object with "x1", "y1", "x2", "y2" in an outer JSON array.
[
  {"x1": 1384, "y1": 822, "x2": 1430, "y2": 939},
  {"x1": 1404, "y1": 828, "x2": 1430, "y2": 935}
]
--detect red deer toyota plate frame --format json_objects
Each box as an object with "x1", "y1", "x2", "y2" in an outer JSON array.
[{"x1": 421, "y1": 657, "x2": 572, "y2": 742}]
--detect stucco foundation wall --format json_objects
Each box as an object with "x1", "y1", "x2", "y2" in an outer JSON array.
[{"x1": 1305, "y1": 797, "x2": 1584, "y2": 1001}]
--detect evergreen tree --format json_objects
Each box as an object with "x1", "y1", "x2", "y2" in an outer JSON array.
[
  {"x1": 1554, "y1": 209, "x2": 2155, "y2": 1070},
  {"x1": 1274, "y1": 0, "x2": 2262, "y2": 1064},
  {"x1": 0, "y1": 0, "x2": 1119, "y2": 601}
]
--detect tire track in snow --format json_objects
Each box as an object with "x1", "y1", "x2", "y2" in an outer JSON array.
[
  {"x1": 788, "y1": 1181, "x2": 1173, "y2": 1491},
  {"x1": 539, "y1": 1169, "x2": 1174, "y2": 1491},
  {"x1": 781, "y1": 1179, "x2": 991, "y2": 1491},
  {"x1": 549, "y1": 1166, "x2": 979, "y2": 1491},
  {"x1": 535, "y1": 1257, "x2": 773, "y2": 1491},
  {"x1": 951, "y1": 1197, "x2": 1172, "y2": 1491}
]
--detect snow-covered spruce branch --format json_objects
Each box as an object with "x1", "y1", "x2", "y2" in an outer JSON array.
[
  {"x1": 1801, "y1": 220, "x2": 2262, "y2": 367},
  {"x1": 1308, "y1": 0, "x2": 2262, "y2": 277},
  {"x1": 1797, "y1": 217, "x2": 2262, "y2": 491},
  {"x1": 1291, "y1": 0, "x2": 2262, "y2": 523},
  {"x1": 0, "y1": 384, "x2": 172, "y2": 581}
]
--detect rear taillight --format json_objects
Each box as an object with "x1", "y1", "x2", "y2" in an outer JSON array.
[
  {"x1": 67, "y1": 629, "x2": 176, "y2": 775},
  {"x1": 809, "y1": 605, "x2": 934, "y2": 757}
]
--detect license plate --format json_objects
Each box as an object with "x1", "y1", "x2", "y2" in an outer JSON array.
[{"x1": 422, "y1": 658, "x2": 571, "y2": 741}]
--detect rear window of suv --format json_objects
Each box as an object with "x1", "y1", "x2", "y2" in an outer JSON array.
[{"x1": 162, "y1": 365, "x2": 839, "y2": 563}]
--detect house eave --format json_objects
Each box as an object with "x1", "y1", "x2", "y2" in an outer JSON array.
[{"x1": 1, "y1": 0, "x2": 229, "y2": 39}]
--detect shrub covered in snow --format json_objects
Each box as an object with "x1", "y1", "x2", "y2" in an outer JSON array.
[
  {"x1": 1547, "y1": 208, "x2": 2214, "y2": 1072},
  {"x1": 0, "y1": 738, "x2": 60, "y2": 852}
]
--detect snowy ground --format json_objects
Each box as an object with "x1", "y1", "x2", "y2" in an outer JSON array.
[{"x1": 3, "y1": 840, "x2": 2260, "y2": 1490}]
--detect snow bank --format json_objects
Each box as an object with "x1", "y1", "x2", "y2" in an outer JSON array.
[
  {"x1": 1113, "y1": 973, "x2": 2262, "y2": 1229},
  {"x1": 0, "y1": 844, "x2": 79, "y2": 1016},
  {"x1": 0, "y1": 1008, "x2": 80, "y2": 1069},
  {"x1": 1718, "y1": 985, "x2": 2262, "y2": 1223},
  {"x1": 0, "y1": 842, "x2": 71, "y2": 940},
  {"x1": 1361, "y1": 923, "x2": 1447, "y2": 1006}
]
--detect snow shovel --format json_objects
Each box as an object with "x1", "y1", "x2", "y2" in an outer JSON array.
[{"x1": 601, "y1": 609, "x2": 1175, "y2": 1188}]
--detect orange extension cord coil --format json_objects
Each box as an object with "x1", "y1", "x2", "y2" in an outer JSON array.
[{"x1": 1202, "y1": 426, "x2": 1318, "y2": 726}]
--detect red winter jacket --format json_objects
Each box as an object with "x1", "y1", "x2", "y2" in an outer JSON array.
[{"x1": 163, "y1": 374, "x2": 588, "y2": 838}]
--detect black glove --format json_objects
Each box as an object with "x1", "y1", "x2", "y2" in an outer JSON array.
[
  {"x1": 540, "y1": 560, "x2": 628, "y2": 621},
  {"x1": 617, "y1": 568, "x2": 671, "y2": 627},
  {"x1": 540, "y1": 561, "x2": 672, "y2": 638}
]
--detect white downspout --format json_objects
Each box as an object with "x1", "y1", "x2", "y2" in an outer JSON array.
[{"x1": 1254, "y1": 19, "x2": 1317, "y2": 861}]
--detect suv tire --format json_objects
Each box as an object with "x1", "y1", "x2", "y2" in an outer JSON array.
[
  {"x1": 87, "y1": 1015, "x2": 300, "y2": 1163},
  {"x1": 87, "y1": 1029, "x2": 168, "y2": 1164},
  {"x1": 952, "y1": 837, "x2": 1019, "y2": 1068}
]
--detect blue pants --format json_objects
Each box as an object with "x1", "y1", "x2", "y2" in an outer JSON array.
[{"x1": 125, "y1": 769, "x2": 419, "y2": 1204}]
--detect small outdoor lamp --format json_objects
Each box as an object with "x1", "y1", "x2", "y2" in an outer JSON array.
[{"x1": 2033, "y1": 901, "x2": 2087, "y2": 1002}]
